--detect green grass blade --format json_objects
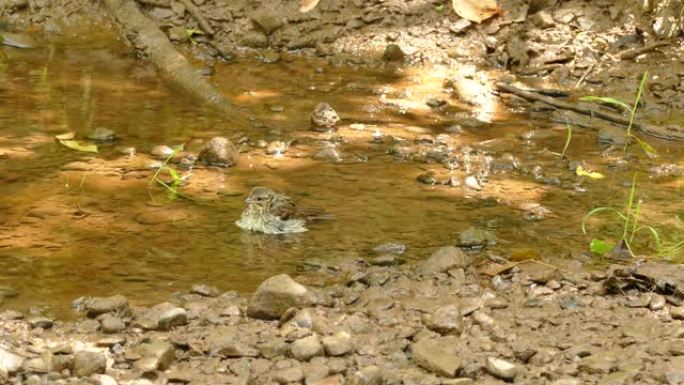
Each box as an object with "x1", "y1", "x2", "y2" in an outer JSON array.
[
  {"x1": 560, "y1": 124, "x2": 573, "y2": 158},
  {"x1": 627, "y1": 71, "x2": 648, "y2": 137},
  {"x1": 634, "y1": 225, "x2": 661, "y2": 251},
  {"x1": 580, "y1": 96, "x2": 632, "y2": 112},
  {"x1": 582, "y1": 207, "x2": 627, "y2": 234},
  {"x1": 631, "y1": 134, "x2": 658, "y2": 158}
]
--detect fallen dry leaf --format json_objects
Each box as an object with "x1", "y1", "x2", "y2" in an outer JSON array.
[
  {"x1": 55, "y1": 132, "x2": 76, "y2": 140},
  {"x1": 452, "y1": 0, "x2": 500, "y2": 23},
  {"x1": 59, "y1": 140, "x2": 98, "y2": 153},
  {"x1": 299, "y1": 0, "x2": 320, "y2": 13}
]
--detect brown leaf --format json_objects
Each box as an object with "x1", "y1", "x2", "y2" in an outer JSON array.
[
  {"x1": 299, "y1": 0, "x2": 320, "y2": 13},
  {"x1": 452, "y1": 0, "x2": 500, "y2": 23}
]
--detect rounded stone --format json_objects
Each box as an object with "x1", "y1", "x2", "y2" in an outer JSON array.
[
  {"x1": 291, "y1": 335, "x2": 324, "y2": 361},
  {"x1": 73, "y1": 351, "x2": 106, "y2": 377}
]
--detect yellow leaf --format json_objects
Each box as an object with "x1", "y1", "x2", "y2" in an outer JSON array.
[
  {"x1": 299, "y1": 0, "x2": 320, "y2": 13},
  {"x1": 452, "y1": 0, "x2": 500, "y2": 23},
  {"x1": 59, "y1": 140, "x2": 98, "y2": 153},
  {"x1": 55, "y1": 132, "x2": 75, "y2": 140},
  {"x1": 575, "y1": 165, "x2": 605, "y2": 179}
]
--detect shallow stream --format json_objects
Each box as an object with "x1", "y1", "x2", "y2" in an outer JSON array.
[{"x1": 0, "y1": 34, "x2": 682, "y2": 316}]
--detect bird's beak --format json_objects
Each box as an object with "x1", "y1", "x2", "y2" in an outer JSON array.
[{"x1": 245, "y1": 198, "x2": 254, "y2": 204}]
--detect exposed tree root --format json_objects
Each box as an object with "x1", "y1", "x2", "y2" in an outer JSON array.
[
  {"x1": 496, "y1": 82, "x2": 684, "y2": 142},
  {"x1": 104, "y1": 0, "x2": 235, "y2": 117}
]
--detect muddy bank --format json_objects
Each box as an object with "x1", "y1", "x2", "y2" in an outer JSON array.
[{"x1": 1, "y1": 248, "x2": 684, "y2": 385}]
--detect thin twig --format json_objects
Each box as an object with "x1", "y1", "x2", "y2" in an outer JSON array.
[
  {"x1": 177, "y1": 0, "x2": 215, "y2": 35},
  {"x1": 575, "y1": 62, "x2": 595, "y2": 89},
  {"x1": 617, "y1": 41, "x2": 670, "y2": 60}
]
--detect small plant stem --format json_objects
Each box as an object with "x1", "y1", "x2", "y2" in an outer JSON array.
[
  {"x1": 625, "y1": 72, "x2": 648, "y2": 150},
  {"x1": 621, "y1": 173, "x2": 638, "y2": 243}
]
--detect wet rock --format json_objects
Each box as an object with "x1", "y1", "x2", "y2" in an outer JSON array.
[
  {"x1": 74, "y1": 351, "x2": 106, "y2": 377},
  {"x1": 190, "y1": 284, "x2": 219, "y2": 297},
  {"x1": 150, "y1": 145, "x2": 175, "y2": 158},
  {"x1": 0, "y1": 347, "x2": 24, "y2": 375},
  {"x1": 311, "y1": 103, "x2": 340, "y2": 132},
  {"x1": 485, "y1": 357, "x2": 519, "y2": 381},
  {"x1": 322, "y1": 331, "x2": 354, "y2": 356},
  {"x1": 266, "y1": 141, "x2": 288, "y2": 155},
  {"x1": 373, "y1": 245, "x2": 406, "y2": 259},
  {"x1": 247, "y1": 274, "x2": 309, "y2": 320},
  {"x1": 426, "y1": 97, "x2": 447, "y2": 108},
  {"x1": 417, "y1": 171, "x2": 438, "y2": 185},
  {"x1": 291, "y1": 335, "x2": 324, "y2": 361},
  {"x1": 27, "y1": 316, "x2": 53, "y2": 329},
  {"x1": 157, "y1": 307, "x2": 187, "y2": 330},
  {"x1": 135, "y1": 340, "x2": 175, "y2": 372},
  {"x1": 259, "y1": 50, "x2": 281, "y2": 63},
  {"x1": 382, "y1": 44, "x2": 405, "y2": 62},
  {"x1": 314, "y1": 146, "x2": 343, "y2": 162},
  {"x1": 100, "y1": 315, "x2": 125, "y2": 334},
  {"x1": 198, "y1": 137, "x2": 239, "y2": 167},
  {"x1": 369, "y1": 255, "x2": 404, "y2": 266},
  {"x1": 423, "y1": 305, "x2": 463, "y2": 335},
  {"x1": 411, "y1": 337, "x2": 461, "y2": 377},
  {"x1": 417, "y1": 246, "x2": 469, "y2": 275},
  {"x1": 458, "y1": 227, "x2": 496, "y2": 248},
  {"x1": 87, "y1": 127, "x2": 117, "y2": 142},
  {"x1": 463, "y1": 175, "x2": 482, "y2": 190},
  {"x1": 80, "y1": 294, "x2": 129, "y2": 318}
]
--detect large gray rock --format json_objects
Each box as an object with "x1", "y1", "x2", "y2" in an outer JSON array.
[
  {"x1": 74, "y1": 351, "x2": 106, "y2": 377},
  {"x1": 411, "y1": 337, "x2": 461, "y2": 377},
  {"x1": 198, "y1": 137, "x2": 239, "y2": 167},
  {"x1": 81, "y1": 295, "x2": 129, "y2": 318},
  {"x1": 457, "y1": 227, "x2": 496, "y2": 248},
  {"x1": 247, "y1": 274, "x2": 309, "y2": 320},
  {"x1": 417, "y1": 247, "x2": 469, "y2": 275}
]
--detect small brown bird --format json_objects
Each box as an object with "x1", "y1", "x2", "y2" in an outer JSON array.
[{"x1": 236, "y1": 187, "x2": 313, "y2": 234}]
